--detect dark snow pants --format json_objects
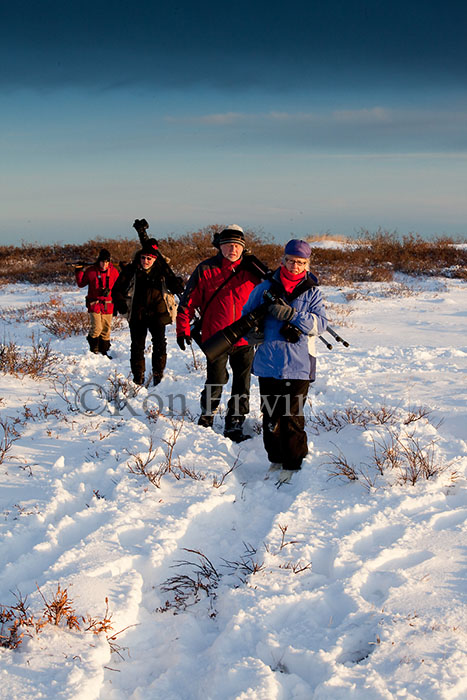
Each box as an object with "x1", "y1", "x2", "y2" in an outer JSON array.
[
  {"x1": 259, "y1": 377, "x2": 310, "y2": 470},
  {"x1": 200, "y1": 345, "x2": 254, "y2": 427},
  {"x1": 129, "y1": 317, "x2": 167, "y2": 382}
]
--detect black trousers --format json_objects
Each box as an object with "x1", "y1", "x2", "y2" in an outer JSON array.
[
  {"x1": 129, "y1": 317, "x2": 167, "y2": 380},
  {"x1": 200, "y1": 345, "x2": 254, "y2": 426},
  {"x1": 259, "y1": 377, "x2": 310, "y2": 470}
]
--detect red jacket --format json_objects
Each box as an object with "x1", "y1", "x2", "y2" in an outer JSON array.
[
  {"x1": 75, "y1": 263, "x2": 119, "y2": 315},
  {"x1": 176, "y1": 253, "x2": 261, "y2": 346}
]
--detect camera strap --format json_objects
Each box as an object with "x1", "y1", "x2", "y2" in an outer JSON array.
[
  {"x1": 97, "y1": 271, "x2": 107, "y2": 295},
  {"x1": 268, "y1": 274, "x2": 315, "y2": 305},
  {"x1": 195, "y1": 268, "x2": 238, "y2": 322}
]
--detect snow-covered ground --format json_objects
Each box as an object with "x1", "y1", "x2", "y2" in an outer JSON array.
[{"x1": 0, "y1": 275, "x2": 466, "y2": 700}]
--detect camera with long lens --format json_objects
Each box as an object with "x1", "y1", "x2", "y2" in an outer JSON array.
[
  {"x1": 202, "y1": 287, "x2": 303, "y2": 362},
  {"x1": 133, "y1": 218, "x2": 149, "y2": 232}
]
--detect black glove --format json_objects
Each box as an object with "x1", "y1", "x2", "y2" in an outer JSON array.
[
  {"x1": 268, "y1": 301, "x2": 296, "y2": 322},
  {"x1": 177, "y1": 335, "x2": 192, "y2": 351}
]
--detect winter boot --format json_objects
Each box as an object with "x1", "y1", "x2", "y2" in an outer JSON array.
[
  {"x1": 198, "y1": 414, "x2": 214, "y2": 429},
  {"x1": 98, "y1": 337, "x2": 112, "y2": 358},
  {"x1": 264, "y1": 462, "x2": 283, "y2": 481},
  {"x1": 131, "y1": 356, "x2": 146, "y2": 386},
  {"x1": 87, "y1": 335, "x2": 100, "y2": 354},
  {"x1": 224, "y1": 417, "x2": 251, "y2": 443},
  {"x1": 268, "y1": 463, "x2": 282, "y2": 473},
  {"x1": 152, "y1": 373, "x2": 163, "y2": 387},
  {"x1": 275, "y1": 468, "x2": 300, "y2": 487},
  {"x1": 152, "y1": 354, "x2": 167, "y2": 388}
]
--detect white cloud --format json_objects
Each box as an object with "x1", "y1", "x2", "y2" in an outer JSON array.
[
  {"x1": 165, "y1": 112, "x2": 247, "y2": 125},
  {"x1": 332, "y1": 107, "x2": 391, "y2": 123}
]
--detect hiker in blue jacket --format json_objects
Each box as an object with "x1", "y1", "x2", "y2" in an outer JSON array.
[{"x1": 242, "y1": 239, "x2": 328, "y2": 485}]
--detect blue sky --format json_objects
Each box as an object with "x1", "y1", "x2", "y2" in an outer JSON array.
[{"x1": 1, "y1": 0, "x2": 467, "y2": 245}]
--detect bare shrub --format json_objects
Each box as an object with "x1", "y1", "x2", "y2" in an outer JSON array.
[
  {"x1": 403, "y1": 406, "x2": 434, "y2": 425},
  {"x1": 0, "y1": 586, "x2": 114, "y2": 649},
  {"x1": 50, "y1": 373, "x2": 80, "y2": 412},
  {"x1": 277, "y1": 523, "x2": 301, "y2": 551},
  {"x1": 307, "y1": 409, "x2": 349, "y2": 433},
  {"x1": 0, "y1": 335, "x2": 57, "y2": 378},
  {"x1": 127, "y1": 419, "x2": 204, "y2": 487},
  {"x1": 278, "y1": 561, "x2": 312, "y2": 574},
  {"x1": 0, "y1": 418, "x2": 21, "y2": 464},
  {"x1": 212, "y1": 455, "x2": 241, "y2": 488},
  {"x1": 307, "y1": 404, "x2": 398, "y2": 433},
  {"x1": 324, "y1": 447, "x2": 359, "y2": 482},
  {"x1": 1, "y1": 229, "x2": 466, "y2": 286},
  {"x1": 157, "y1": 549, "x2": 221, "y2": 615},
  {"x1": 40, "y1": 310, "x2": 94, "y2": 337},
  {"x1": 327, "y1": 428, "x2": 447, "y2": 489},
  {"x1": 369, "y1": 430, "x2": 445, "y2": 483},
  {"x1": 105, "y1": 371, "x2": 143, "y2": 409},
  {"x1": 325, "y1": 301, "x2": 354, "y2": 326},
  {"x1": 42, "y1": 311, "x2": 125, "y2": 338},
  {"x1": 393, "y1": 434, "x2": 443, "y2": 484},
  {"x1": 37, "y1": 583, "x2": 81, "y2": 630},
  {"x1": 221, "y1": 543, "x2": 265, "y2": 582},
  {"x1": 0, "y1": 298, "x2": 125, "y2": 339},
  {"x1": 82, "y1": 597, "x2": 113, "y2": 636},
  {"x1": 126, "y1": 438, "x2": 162, "y2": 486},
  {"x1": 20, "y1": 402, "x2": 63, "y2": 423},
  {"x1": 0, "y1": 590, "x2": 35, "y2": 649}
]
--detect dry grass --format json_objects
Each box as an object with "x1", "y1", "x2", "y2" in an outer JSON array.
[
  {"x1": 0, "y1": 335, "x2": 58, "y2": 378},
  {"x1": 0, "y1": 298, "x2": 125, "y2": 338},
  {"x1": 0, "y1": 585, "x2": 113, "y2": 649},
  {"x1": 324, "y1": 427, "x2": 448, "y2": 489},
  {"x1": 0, "y1": 228, "x2": 464, "y2": 286}
]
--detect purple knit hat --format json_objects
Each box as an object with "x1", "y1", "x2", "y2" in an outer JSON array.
[{"x1": 284, "y1": 239, "x2": 312, "y2": 258}]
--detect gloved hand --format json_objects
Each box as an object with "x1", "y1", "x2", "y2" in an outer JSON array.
[
  {"x1": 268, "y1": 301, "x2": 296, "y2": 322},
  {"x1": 177, "y1": 335, "x2": 192, "y2": 351}
]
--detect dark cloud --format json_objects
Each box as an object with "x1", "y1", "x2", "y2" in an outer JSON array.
[{"x1": 1, "y1": 0, "x2": 466, "y2": 90}]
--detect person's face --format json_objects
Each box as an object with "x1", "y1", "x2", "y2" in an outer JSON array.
[
  {"x1": 99, "y1": 260, "x2": 110, "y2": 271},
  {"x1": 140, "y1": 254, "x2": 156, "y2": 270},
  {"x1": 284, "y1": 256, "x2": 308, "y2": 272},
  {"x1": 220, "y1": 242, "x2": 243, "y2": 262}
]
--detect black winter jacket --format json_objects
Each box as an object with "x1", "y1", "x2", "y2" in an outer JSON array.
[{"x1": 112, "y1": 254, "x2": 183, "y2": 325}]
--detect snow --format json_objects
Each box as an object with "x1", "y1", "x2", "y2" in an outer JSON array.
[
  {"x1": 307, "y1": 239, "x2": 356, "y2": 250},
  {"x1": 0, "y1": 276, "x2": 466, "y2": 700}
]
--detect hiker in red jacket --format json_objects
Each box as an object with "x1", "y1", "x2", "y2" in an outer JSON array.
[
  {"x1": 176, "y1": 225, "x2": 263, "y2": 442},
  {"x1": 75, "y1": 248, "x2": 119, "y2": 357}
]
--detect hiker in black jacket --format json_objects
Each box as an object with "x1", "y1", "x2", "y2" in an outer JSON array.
[{"x1": 112, "y1": 238, "x2": 184, "y2": 386}]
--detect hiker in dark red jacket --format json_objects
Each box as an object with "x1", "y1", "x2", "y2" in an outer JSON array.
[
  {"x1": 75, "y1": 249, "x2": 119, "y2": 357},
  {"x1": 176, "y1": 225, "x2": 263, "y2": 442}
]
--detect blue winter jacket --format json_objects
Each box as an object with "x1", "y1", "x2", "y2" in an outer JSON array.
[{"x1": 242, "y1": 269, "x2": 328, "y2": 381}]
